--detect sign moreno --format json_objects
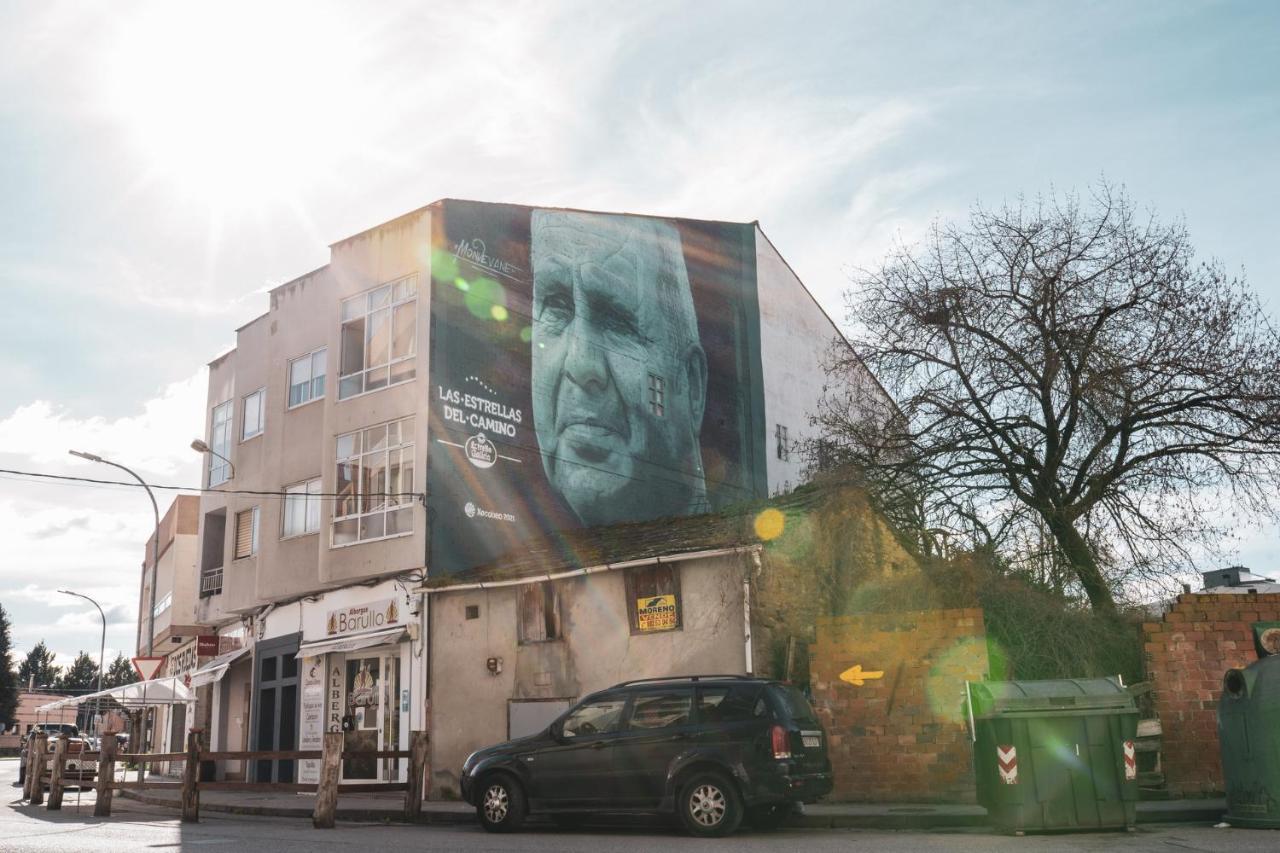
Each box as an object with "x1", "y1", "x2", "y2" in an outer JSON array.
[{"x1": 636, "y1": 594, "x2": 678, "y2": 632}]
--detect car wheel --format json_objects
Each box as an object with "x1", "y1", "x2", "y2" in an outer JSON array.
[
  {"x1": 476, "y1": 774, "x2": 527, "y2": 833},
  {"x1": 748, "y1": 802, "x2": 794, "y2": 831},
  {"x1": 677, "y1": 771, "x2": 743, "y2": 838}
]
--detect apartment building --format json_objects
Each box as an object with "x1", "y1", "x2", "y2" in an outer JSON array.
[{"x1": 185, "y1": 199, "x2": 887, "y2": 790}]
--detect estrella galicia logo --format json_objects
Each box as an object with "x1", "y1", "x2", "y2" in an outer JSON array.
[
  {"x1": 465, "y1": 433, "x2": 497, "y2": 469},
  {"x1": 464, "y1": 502, "x2": 477, "y2": 518}
]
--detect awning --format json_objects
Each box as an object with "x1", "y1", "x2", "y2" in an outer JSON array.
[
  {"x1": 189, "y1": 645, "x2": 252, "y2": 688},
  {"x1": 35, "y1": 677, "x2": 194, "y2": 712},
  {"x1": 295, "y1": 625, "x2": 406, "y2": 659}
]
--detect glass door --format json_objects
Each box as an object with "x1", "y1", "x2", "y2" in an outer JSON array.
[{"x1": 342, "y1": 651, "x2": 401, "y2": 782}]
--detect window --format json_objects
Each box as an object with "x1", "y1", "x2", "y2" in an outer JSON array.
[
  {"x1": 152, "y1": 591, "x2": 173, "y2": 619},
  {"x1": 465, "y1": 604, "x2": 480, "y2": 620},
  {"x1": 776, "y1": 423, "x2": 789, "y2": 461},
  {"x1": 518, "y1": 582, "x2": 561, "y2": 643},
  {"x1": 208, "y1": 401, "x2": 233, "y2": 486},
  {"x1": 282, "y1": 478, "x2": 322, "y2": 537},
  {"x1": 561, "y1": 697, "x2": 627, "y2": 738},
  {"x1": 625, "y1": 564, "x2": 682, "y2": 634},
  {"x1": 338, "y1": 276, "x2": 417, "y2": 400},
  {"x1": 648, "y1": 374, "x2": 665, "y2": 417},
  {"x1": 696, "y1": 686, "x2": 766, "y2": 724},
  {"x1": 234, "y1": 507, "x2": 260, "y2": 558},
  {"x1": 627, "y1": 690, "x2": 692, "y2": 730},
  {"x1": 242, "y1": 388, "x2": 265, "y2": 440},
  {"x1": 333, "y1": 416, "x2": 414, "y2": 545},
  {"x1": 288, "y1": 348, "x2": 327, "y2": 408}
]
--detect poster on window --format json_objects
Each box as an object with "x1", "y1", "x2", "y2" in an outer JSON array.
[
  {"x1": 636, "y1": 594, "x2": 679, "y2": 632},
  {"x1": 298, "y1": 655, "x2": 325, "y2": 784},
  {"x1": 427, "y1": 200, "x2": 767, "y2": 574}
]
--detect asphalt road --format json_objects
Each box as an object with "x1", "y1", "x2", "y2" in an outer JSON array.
[{"x1": 0, "y1": 758, "x2": 1268, "y2": 852}]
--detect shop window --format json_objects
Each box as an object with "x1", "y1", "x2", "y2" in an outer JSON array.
[
  {"x1": 518, "y1": 582, "x2": 561, "y2": 643},
  {"x1": 625, "y1": 564, "x2": 682, "y2": 634}
]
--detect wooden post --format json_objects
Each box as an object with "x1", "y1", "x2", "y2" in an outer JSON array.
[
  {"x1": 313, "y1": 731, "x2": 343, "y2": 829},
  {"x1": 21, "y1": 736, "x2": 37, "y2": 800},
  {"x1": 29, "y1": 733, "x2": 48, "y2": 806},
  {"x1": 47, "y1": 734, "x2": 69, "y2": 810},
  {"x1": 181, "y1": 730, "x2": 201, "y2": 823},
  {"x1": 404, "y1": 730, "x2": 429, "y2": 820},
  {"x1": 94, "y1": 735, "x2": 117, "y2": 817}
]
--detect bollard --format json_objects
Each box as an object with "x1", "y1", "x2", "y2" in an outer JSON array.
[
  {"x1": 94, "y1": 735, "x2": 117, "y2": 817},
  {"x1": 404, "y1": 730, "x2": 429, "y2": 820},
  {"x1": 313, "y1": 731, "x2": 343, "y2": 829},
  {"x1": 47, "y1": 734, "x2": 69, "y2": 810},
  {"x1": 21, "y1": 737, "x2": 37, "y2": 801},
  {"x1": 181, "y1": 730, "x2": 201, "y2": 823},
  {"x1": 29, "y1": 733, "x2": 48, "y2": 806}
]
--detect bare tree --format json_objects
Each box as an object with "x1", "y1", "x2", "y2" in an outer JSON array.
[{"x1": 816, "y1": 185, "x2": 1280, "y2": 611}]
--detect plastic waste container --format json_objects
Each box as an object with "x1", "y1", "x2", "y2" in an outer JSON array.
[
  {"x1": 966, "y1": 676, "x2": 1139, "y2": 833},
  {"x1": 1219, "y1": 654, "x2": 1280, "y2": 828}
]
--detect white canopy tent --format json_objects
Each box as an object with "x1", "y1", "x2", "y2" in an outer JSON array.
[{"x1": 35, "y1": 677, "x2": 194, "y2": 713}]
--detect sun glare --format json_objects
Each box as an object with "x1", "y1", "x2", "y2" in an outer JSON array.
[{"x1": 99, "y1": 3, "x2": 374, "y2": 211}]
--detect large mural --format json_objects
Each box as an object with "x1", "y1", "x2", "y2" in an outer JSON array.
[{"x1": 427, "y1": 200, "x2": 766, "y2": 573}]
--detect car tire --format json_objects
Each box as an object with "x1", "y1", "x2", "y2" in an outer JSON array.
[
  {"x1": 677, "y1": 771, "x2": 743, "y2": 838},
  {"x1": 748, "y1": 802, "x2": 794, "y2": 831},
  {"x1": 476, "y1": 773, "x2": 527, "y2": 833}
]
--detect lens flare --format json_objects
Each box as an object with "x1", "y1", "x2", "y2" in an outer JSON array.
[{"x1": 754, "y1": 508, "x2": 785, "y2": 541}]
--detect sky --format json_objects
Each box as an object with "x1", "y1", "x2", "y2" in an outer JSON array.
[{"x1": 1, "y1": 0, "x2": 1277, "y2": 674}]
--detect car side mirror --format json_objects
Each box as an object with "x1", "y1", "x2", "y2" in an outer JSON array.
[{"x1": 549, "y1": 721, "x2": 565, "y2": 742}]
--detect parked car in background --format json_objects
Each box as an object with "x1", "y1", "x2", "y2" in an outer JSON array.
[
  {"x1": 17, "y1": 724, "x2": 83, "y2": 786},
  {"x1": 461, "y1": 675, "x2": 832, "y2": 837}
]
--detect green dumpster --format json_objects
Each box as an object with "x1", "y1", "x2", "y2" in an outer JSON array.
[
  {"x1": 966, "y1": 677, "x2": 1139, "y2": 833},
  {"x1": 1219, "y1": 654, "x2": 1280, "y2": 828}
]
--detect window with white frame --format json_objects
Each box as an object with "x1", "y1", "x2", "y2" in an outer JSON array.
[
  {"x1": 338, "y1": 276, "x2": 417, "y2": 400},
  {"x1": 209, "y1": 400, "x2": 233, "y2": 486},
  {"x1": 333, "y1": 416, "x2": 414, "y2": 545},
  {"x1": 242, "y1": 388, "x2": 265, "y2": 440},
  {"x1": 152, "y1": 591, "x2": 173, "y2": 618},
  {"x1": 288, "y1": 348, "x2": 327, "y2": 408},
  {"x1": 282, "y1": 478, "x2": 322, "y2": 537},
  {"x1": 234, "y1": 507, "x2": 260, "y2": 559}
]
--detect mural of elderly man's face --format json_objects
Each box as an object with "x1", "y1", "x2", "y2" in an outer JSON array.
[{"x1": 531, "y1": 211, "x2": 708, "y2": 526}]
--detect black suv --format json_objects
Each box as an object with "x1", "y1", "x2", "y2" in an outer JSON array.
[{"x1": 460, "y1": 675, "x2": 832, "y2": 836}]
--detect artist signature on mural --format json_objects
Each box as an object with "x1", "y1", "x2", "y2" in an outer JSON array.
[{"x1": 453, "y1": 238, "x2": 522, "y2": 281}]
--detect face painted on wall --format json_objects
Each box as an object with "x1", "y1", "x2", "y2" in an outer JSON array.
[{"x1": 531, "y1": 210, "x2": 708, "y2": 525}]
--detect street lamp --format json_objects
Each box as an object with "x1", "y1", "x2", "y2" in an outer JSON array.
[
  {"x1": 58, "y1": 589, "x2": 105, "y2": 738},
  {"x1": 68, "y1": 450, "x2": 161, "y2": 657},
  {"x1": 190, "y1": 438, "x2": 235, "y2": 480}
]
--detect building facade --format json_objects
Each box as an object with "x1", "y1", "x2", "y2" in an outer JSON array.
[{"x1": 178, "y1": 199, "x2": 886, "y2": 792}]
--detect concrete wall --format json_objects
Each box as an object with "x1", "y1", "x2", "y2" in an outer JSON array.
[
  {"x1": 1144, "y1": 592, "x2": 1280, "y2": 796},
  {"x1": 809, "y1": 609, "x2": 989, "y2": 803},
  {"x1": 427, "y1": 552, "x2": 750, "y2": 798}
]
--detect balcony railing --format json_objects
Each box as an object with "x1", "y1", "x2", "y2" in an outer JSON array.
[{"x1": 199, "y1": 568, "x2": 223, "y2": 596}]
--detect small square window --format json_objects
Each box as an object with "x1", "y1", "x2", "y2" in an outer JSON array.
[
  {"x1": 465, "y1": 604, "x2": 480, "y2": 620},
  {"x1": 648, "y1": 374, "x2": 665, "y2": 417}
]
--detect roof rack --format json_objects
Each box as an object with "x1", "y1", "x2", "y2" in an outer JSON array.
[{"x1": 612, "y1": 674, "x2": 756, "y2": 688}]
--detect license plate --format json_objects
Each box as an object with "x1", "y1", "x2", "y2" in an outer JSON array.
[{"x1": 802, "y1": 735, "x2": 821, "y2": 749}]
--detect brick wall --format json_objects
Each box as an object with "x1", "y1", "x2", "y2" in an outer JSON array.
[
  {"x1": 808, "y1": 608, "x2": 989, "y2": 803},
  {"x1": 1144, "y1": 592, "x2": 1280, "y2": 797}
]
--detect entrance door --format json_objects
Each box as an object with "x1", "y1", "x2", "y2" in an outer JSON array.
[
  {"x1": 342, "y1": 651, "x2": 401, "y2": 782},
  {"x1": 252, "y1": 633, "x2": 300, "y2": 783}
]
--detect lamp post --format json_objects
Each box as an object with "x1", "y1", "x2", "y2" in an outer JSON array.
[
  {"x1": 190, "y1": 439, "x2": 235, "y2": 480},
  {"x1": 68, "y1": 451, "x2": 161, "y2": 656},
  {"x1": 58, "y1": 589, "x2": 105, "y2": 738}
]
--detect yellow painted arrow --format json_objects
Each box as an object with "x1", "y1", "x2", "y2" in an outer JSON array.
[{"x1": 839, "y1": 664, "x2": 885, "y2": 687}]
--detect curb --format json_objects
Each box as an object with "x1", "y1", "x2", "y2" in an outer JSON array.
[{"x1": 116, "y1": 791, "x2": 1226, "y2": 831}]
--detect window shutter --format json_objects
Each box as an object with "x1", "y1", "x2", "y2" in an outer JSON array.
[{"x1": 235, "y1": 509, "x2": 255, "y2": 558}]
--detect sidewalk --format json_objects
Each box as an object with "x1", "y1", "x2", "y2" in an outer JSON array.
[{"x1": 117, "y1": 786, "x2": 1227, "y2": 829}]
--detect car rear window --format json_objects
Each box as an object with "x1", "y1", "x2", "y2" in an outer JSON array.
[
  {"x1": 772, "y1": 684, "x2": 819, "y2": 724},
  {"x1": 696, "y1": 686, "x2": 765, "y2": 723}
]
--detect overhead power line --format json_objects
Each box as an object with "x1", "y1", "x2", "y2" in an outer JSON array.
[{"x1": 0, "y1": 467, "x2": 420, "y2": 502}]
